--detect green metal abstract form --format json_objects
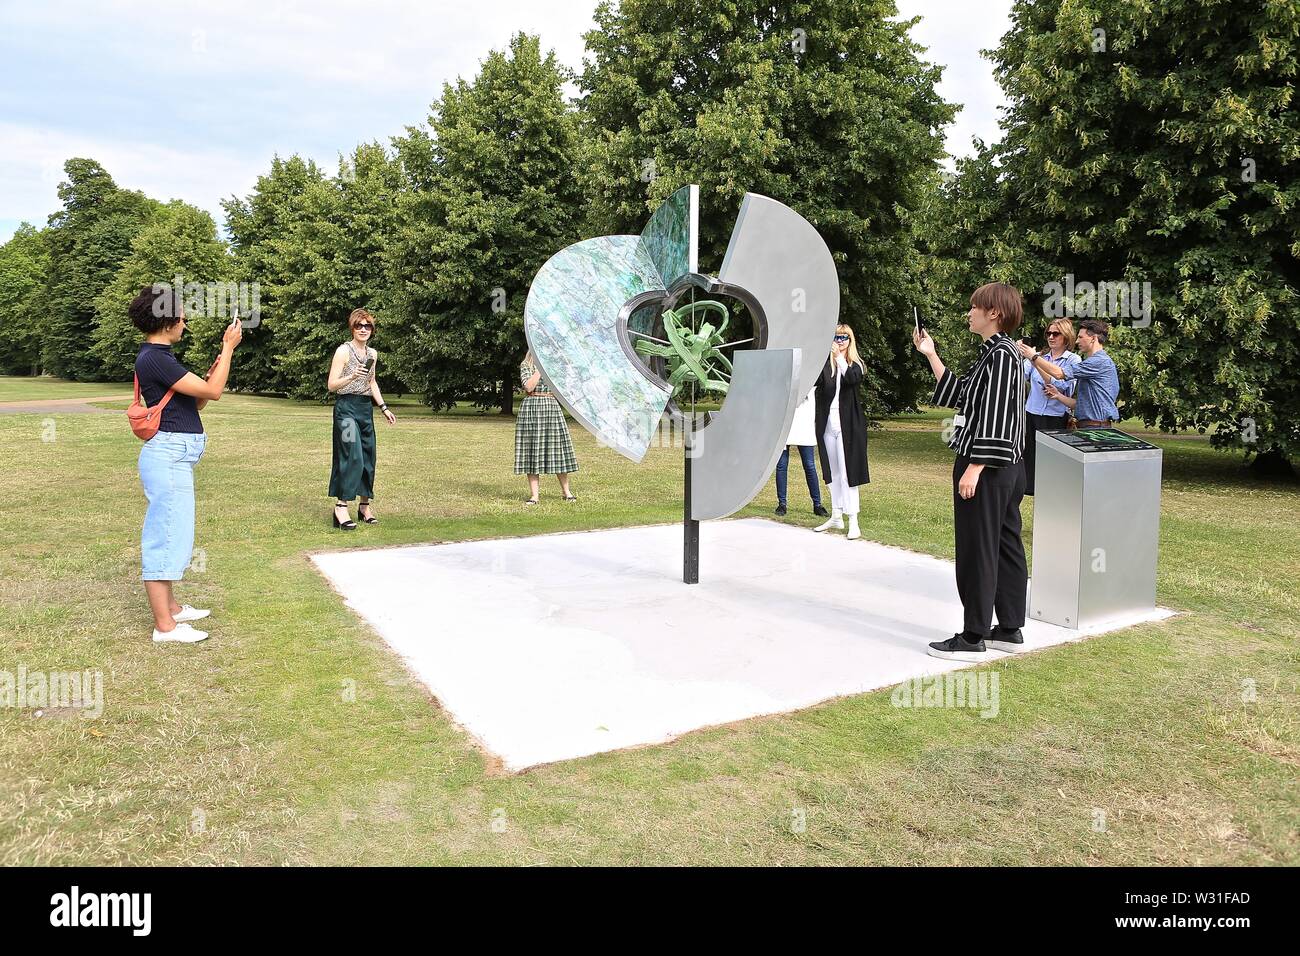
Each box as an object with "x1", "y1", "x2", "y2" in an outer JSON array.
[{"x1": 633, "y1": 299, "x2": 733, "y2": 401}]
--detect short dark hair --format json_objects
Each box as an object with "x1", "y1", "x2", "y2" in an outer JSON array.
[
  {"x1": 1078, "y1": 319, "x2": 1110, "y2": 344},
  {"x1": 129, "y1": 285, "x2": 181, "y2": 334},
  {"x1": 970, "y1": 282, "x2": 1023, "y2": 334}
]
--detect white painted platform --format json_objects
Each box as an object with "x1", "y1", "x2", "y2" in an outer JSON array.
[{"x1": 311, "y1": 519, "x2": 1172, "y2": 771}]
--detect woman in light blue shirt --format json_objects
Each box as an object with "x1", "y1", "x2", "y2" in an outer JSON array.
[{"x1": 1021, "y1": 318, "x2": 1078, "y2": 496}]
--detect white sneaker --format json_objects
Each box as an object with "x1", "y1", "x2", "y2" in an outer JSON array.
[
  {"x1": 814, "y1": 514, "x2": 844, "y2": 533},
  {"x1": 153, "y1": 623, "x2": 208, "y2": 644},
  {"x1": 173, "y1": 605, "x2": 210, "y2": 624},
  {"x1": 847, "y1": 516, "x2": 861, "y2": 540}
]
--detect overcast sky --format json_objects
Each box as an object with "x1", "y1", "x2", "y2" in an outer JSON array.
[{"x1": 0, "y1": 0, "x2": 1013, "y2": 244}]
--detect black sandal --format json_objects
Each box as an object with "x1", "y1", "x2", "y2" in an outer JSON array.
[
  {"x1": 358, "y1": 502, "x2": 378, "y2": 524},
  {"x1": 563, "y1": 495, "x2": 577, "y2": 502},
  {"x1": 524, "y1": 498, "x2": 539, "y2": 505},
  {"x1": 332, "y1": 502, "x2": 357, "y2": 530}
]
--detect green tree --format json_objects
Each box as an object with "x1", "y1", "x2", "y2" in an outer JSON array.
[
  {"x1": 387, "y1": 32, "x2": 583, "y2": 413},
  {"x1": 267, "y1": 143, "x2": 404, "y2": 401},
  {"x1": 222, "y1": 155, "x2": 329, "y2": 395},
  {"x1": 89, "y1": 201, "x2": 231, "y2": 379},
  {"x1": 43, "y1": 159, "x2": 158, "y2": 380},
  {"x1": 579, "y1": 0, "x2": 955, "y2": 414},
  {"x1": 0, "y1": 223, "x2": 49, "y2": 375},
  {"x1": 972, "y1": 0, "x2": 1300, "y2": 472},
  {"x1": 914, "y1": 145, "x2": 1063, "y2": 372}
]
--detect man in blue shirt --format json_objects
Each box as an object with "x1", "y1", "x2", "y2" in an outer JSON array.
[{"x1": 1020, "y1": 319, "x2": 1120, "y2": 426}]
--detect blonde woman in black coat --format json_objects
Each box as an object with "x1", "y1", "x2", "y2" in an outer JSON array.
[{"x1": 814, "y1": 323, "x2": 870, "y2": 539}]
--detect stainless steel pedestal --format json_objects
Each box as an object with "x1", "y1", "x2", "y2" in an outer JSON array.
[{"x1": 1029, "y1": 428, "x2": 1162, "y2": 629}]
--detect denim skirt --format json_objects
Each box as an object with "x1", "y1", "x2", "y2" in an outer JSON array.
[{"x1": 138, "y1": 431, "x2": 207, "y2": 581}]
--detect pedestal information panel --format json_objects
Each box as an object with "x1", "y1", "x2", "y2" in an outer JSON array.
[{"x1": 1030, "y1": 428, "x2": 1163, "y2": 629}]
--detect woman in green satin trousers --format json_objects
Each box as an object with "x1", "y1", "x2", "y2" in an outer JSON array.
[{"x1": 327, "y1": 308, "x2": 397, "y2": 529}]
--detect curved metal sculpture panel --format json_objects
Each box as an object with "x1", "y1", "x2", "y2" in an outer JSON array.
[
  {"x1": 717, "y1": 193, "x2": 840, "y2": 403},
  {"x1": 690, "y1": 348, "x2": 803, "y2": 521},
  {"x1": 524, "y1": 236, "x2": 670, "y2": 462},
  {"x1": 640, "y1": 184, "x2": 698, "y2": 288}
]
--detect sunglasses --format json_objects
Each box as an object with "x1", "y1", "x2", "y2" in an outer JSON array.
[
  {"x1": 1047, "y1": 330, "x2": 1063, "y2": 337},
  {"x1": 353, "y1": 323, "x2": 374, "y2": 331},
  {"x1": 833, "y1": 335, "x2": 849, "y2": 342}
]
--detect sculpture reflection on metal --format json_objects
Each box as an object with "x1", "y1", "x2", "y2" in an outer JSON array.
[{"x1": 524, "y1": 185, "x2": 839, "y2": 581}]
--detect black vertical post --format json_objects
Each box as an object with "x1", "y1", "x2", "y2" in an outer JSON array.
[{"x1": 683, "y1": 417, "x2": 699, "y2": 584}]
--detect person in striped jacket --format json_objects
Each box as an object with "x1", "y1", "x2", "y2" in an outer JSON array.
[{"x1": 913, "y1": 282, "x2": 1029, "y2": 662}]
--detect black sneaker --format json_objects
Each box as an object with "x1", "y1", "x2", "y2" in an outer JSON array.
[
  {"x1": 774, "y1": 503, "x2": 788, "y2": 516},
  {"x1": 927, "y1": 633, "x2": 987, "y2": 661},
  {"x1": 986, "y1": 626, "x2": 1025, "y2": 653},
  {"x1": 813, "y1": 504, "x2": 829, "y2": 517}
]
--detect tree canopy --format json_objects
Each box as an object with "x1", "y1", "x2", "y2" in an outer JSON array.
[
  {"x1": 933, "y1": 0, "x2": 1299, "y2": 467},
  {"x1": 386, "y1": 32, "x2": 583, "y2": 412},
  {"x1": 0, "y1": 223, "x2": 48, "y2": 376},
  {"x1": 42, "y1": 159, "x2": 159, "y2": 381},
  {"x1": 2, "y1": 5, "x2": 1294, "y2": 473},
  {"x1": 580, "y1": 0, "x2": 956, "y2": 415}
]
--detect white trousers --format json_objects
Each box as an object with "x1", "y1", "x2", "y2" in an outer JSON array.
[{"x1": 823, "y1": 418, "x2": 859, "y2": 516}]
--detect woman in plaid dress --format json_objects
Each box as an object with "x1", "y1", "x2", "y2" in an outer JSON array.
[{"x1": 515, "y1": 351, "x2": 578, "y2": 504}]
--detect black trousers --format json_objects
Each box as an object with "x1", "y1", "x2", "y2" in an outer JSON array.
[
  {"x1": 1023, "y1": 412, "x2": 1070, "y2": 496},
  {"x1": 952, "y1": 456, "x2": 1027, "y2": 637}
]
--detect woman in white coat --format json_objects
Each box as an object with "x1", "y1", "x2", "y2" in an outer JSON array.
[{"x1": 773, "y1": 385, "x2": 829, "y2": 517}]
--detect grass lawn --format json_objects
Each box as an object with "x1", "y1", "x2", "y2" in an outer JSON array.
[
  {"x1": 0, "y1": 376, "x2": 1296, "y2": 865},
  {"x1": 0, "y1": 376, "x2": 134, "y2": 403}
]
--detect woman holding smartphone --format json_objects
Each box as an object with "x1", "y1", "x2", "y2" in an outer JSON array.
[
  {"x1": 1018, "y1": 318, "x2": 1078, "y2": 495},
  {"x1": 327, "y1": 309, "x2": 396, "y2": 529},
  {"x1": 913, "y1": 282, "x2": 1028, "y2": 662},
  {"x1": 515, "y1": 350, "x2": 578, "y2": 503},
  {"x1": 132, "y1": 284, "x2": 242, "y2": 643}
]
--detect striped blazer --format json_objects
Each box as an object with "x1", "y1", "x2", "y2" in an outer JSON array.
[{"x1": 933, "y1": 333, "x2": 1027, "y2": 467}]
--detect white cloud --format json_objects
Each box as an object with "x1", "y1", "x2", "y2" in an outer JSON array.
[
  {"x1": 0, "y1": 1, "x2": 603, "y2": 241},
  {"x1": 0, "y1": 0, "x2": 1012, "y2": 242},
  {"x1": 895, "y1": 0, "x2": 1014, "y2": 162},
  {"x1": 0, "y1": 122, "x2": 268, "y2": 236},
  {"x1": 6, "y1": 0, "x2": 596, "y2": 94}
]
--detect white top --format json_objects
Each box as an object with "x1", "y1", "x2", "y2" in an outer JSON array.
[
  {"x1": 785, "y1": 385, "x2": 817, "y2": 446},
  {"x1": 828, "y1": 355, "x2": 848, "y2": 416}
]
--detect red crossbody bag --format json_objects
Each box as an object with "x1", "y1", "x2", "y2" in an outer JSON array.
[
  {"x1": 127, "y1": 357, "x2": 221, "y2": 441},
  {"x1": 127, "y1": 375, "x2": 175, "y2": 441}
]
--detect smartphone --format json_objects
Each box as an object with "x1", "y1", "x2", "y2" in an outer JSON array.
[
  {"x1": 913, "y1": 306, "x2": 925, "y2": 337},
  {"x1": 364, "y1": 356, "x2": 375, "y2": 375}
]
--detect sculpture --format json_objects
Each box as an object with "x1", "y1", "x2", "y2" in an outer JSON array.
[{"x1": 524, "y1": 185, "x2": 839, "y2": 582}]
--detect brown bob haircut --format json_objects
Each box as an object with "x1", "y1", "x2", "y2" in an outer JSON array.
[
  {"x1": 970, "y1": 282, "x2": 1023, "y2": 334},
  {"x1": 348, "y1": 308, "x2": 376, "y2": 330}
]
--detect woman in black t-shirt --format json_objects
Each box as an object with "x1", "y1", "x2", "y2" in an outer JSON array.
[{"x1": 131, "y1": 284, "x2": 242, "y2": 644}]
